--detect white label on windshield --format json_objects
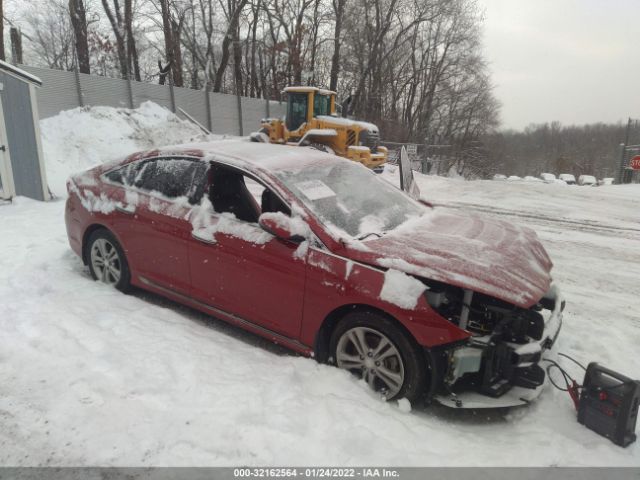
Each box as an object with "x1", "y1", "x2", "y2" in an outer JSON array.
[{"x1": 295, "y1": 180, "x2": 336, "y2": 200}]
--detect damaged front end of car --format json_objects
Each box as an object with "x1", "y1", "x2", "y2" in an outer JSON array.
[{"x1": 424, "y1": 282, "x2": 564, "y2": 408}]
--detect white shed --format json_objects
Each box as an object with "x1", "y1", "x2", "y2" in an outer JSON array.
[{"x1": 0, "y1": 60, "x2": 50, "y2": 201}]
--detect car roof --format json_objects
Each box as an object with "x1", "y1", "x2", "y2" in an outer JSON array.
[{"x1": 157, "y1": 140, "x2": 344, "y2": 174}]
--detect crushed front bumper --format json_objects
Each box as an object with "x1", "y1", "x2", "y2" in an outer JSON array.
[{"x1": 435, "y1": 285, "x2": 564, "y2": 409}]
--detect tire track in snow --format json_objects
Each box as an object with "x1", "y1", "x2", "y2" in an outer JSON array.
[{"x1": 436, "y1": 201, "x2": 640, "y2": 239}]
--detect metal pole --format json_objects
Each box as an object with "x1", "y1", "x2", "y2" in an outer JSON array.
[
  {"x1": 205, "y1": 87, "x2": 212, "y2": 132},
  {"x1": 73, "y1": 67, "x2": 84, "y2": 107},
  {"x1": 624, "y1": 117, "x2": 632, "y2": 145},
  {"x1": 168, "y1": 72, "x2": 176, "y2": 113},
  {"x1": 126, "y1": 74, "x2": 134, "y2": 109},
  {"x1": 265, "y1": 97, "x2": 270, "y2": 118},
  {"x1": 236, "y1": 93, "x2": 243, "y2": 136},
  {"x1": 615, "y1": 143, "x2": 626, "y2": 185},
  {"x1": 621, "y1": 118, "x2": 633, "y2": 184}
]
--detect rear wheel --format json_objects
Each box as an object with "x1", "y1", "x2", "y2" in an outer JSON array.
[
  {"x1": 87, "y1": 229, "x2": 131, "y2": 292},
  {"x1": 330, "y1": 311, "x2": 427, "y2": 402}
]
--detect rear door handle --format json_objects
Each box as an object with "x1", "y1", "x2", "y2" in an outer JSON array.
[
  {"x1": 0, "y1": 145, "x2": 5, "y2": 152},
  {"x1": 115, "y1": 205, "x2": 135, "y2": 215}
]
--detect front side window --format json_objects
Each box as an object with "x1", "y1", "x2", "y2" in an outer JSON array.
[
  {"x1": 208, "y1": 166, "x2": 291, "y2": 223},
  {"x1": 208, "y1": 166, "x2": 260, "y2": 223},
  {"x1": 286, "y1": 93, "x2": 308, "y2": 131}
]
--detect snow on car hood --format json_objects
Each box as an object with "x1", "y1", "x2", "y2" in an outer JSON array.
[{"x1": 340, "y1": 210, "x2": 553, "y2": 308}]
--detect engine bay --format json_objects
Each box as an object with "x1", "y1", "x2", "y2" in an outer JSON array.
[{"x1": 423, "y1": 279, "x2": 564, "y2": 406}]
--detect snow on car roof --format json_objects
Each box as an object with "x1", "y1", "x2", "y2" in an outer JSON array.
[{"x1": 159, "y1": 139, "x2": 344, "y2": 173}]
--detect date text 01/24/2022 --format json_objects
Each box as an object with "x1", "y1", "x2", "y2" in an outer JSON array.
[{"x1": 233, "y1": 468, "x2": 400, "y2": 478}]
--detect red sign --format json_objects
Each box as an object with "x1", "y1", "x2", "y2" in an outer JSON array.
[{"x1": 631, "y1": 155, "x2": 640, "y2": 170}]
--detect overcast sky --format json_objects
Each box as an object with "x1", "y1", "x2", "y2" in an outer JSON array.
[{"x1": 481, "y1": 0, "x2": 640, "y2": 130}]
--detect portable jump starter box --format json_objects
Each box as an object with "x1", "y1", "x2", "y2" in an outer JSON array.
[{"x1": 577, "y1": 362, "x2": 640, "y2": 447}]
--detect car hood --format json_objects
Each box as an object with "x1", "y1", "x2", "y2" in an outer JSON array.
[{"x1": 339, "y1": 210, "x2": 553, "y2": 308}]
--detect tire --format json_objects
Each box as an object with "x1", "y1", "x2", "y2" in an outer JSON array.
[
  {"x1": 330, "y1": 311, "x2": 428, "y2": 402},
  {"x1": 249, "y1": 128, "x2": 270, "y2": 143},
  {"x1": 86, "y1": 228, "x2": 132, "y2": 293}
]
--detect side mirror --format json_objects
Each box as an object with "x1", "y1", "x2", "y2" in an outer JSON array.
[{"x1": 259, "y1": 212, "x2": 307, "y2": 243}]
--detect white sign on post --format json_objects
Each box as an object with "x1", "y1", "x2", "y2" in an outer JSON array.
[
  {"x1": 406, "y1": 143, "x2": 418, "y2": 156},
  {"x1": 399, "y1": 147, "x2": 421, "y2": 200}
]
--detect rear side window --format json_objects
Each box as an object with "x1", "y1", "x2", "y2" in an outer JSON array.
[
  {"x1": 105, "y1": 164, "x2": 136, "y2": 185},
  {"x1": 107, "y1": 157, "x2": 208, "y2": 203}
]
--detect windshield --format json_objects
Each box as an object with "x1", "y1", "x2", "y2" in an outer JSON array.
[{"x1": 275, "y1": 162, "x2": 424, "y2": 238}]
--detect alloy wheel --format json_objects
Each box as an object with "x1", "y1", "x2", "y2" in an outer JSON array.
[
  {"x1": 90, "y1": 238, "x2": 122, "y2": 286},
  {"x1": 335, "y1": 326, "x2": 405, "y2": 398}
]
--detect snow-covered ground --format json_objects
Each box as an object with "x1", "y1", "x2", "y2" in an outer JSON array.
[{"x1": 1, "y1": 104, "x2": 639, "y2": 466}]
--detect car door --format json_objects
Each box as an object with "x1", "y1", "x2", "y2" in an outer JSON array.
[
  {"x1": 188, "y1": 165, "x2": 307, "y2": 340},
  {"x1": 105, "y1": 156, "x2": 207, "y2": 294}
]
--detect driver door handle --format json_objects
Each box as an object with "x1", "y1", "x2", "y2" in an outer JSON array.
[{"x1": 115, "y1": 205, "x2": 135, "y2": 215}]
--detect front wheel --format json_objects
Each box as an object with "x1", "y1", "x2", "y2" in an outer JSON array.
[
  {"x1": 87, "y1": 229, "x2": 131, "y2": 292},
  {"x1": 330, "y1": 311, "x2": 427, "y2": 402},
  {"x1": 249, "y1": 128, "x2": 270, "y2": 143}
]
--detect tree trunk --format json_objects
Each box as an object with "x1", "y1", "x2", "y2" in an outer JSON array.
[
  {"x1": 124, "y1": 0, "x2": 141, "y2": 81},
  {"x1": 101, "y1": 0, "x2": 128, "y2": 78},
  {"x1": 9, "y1": 27, "x2": 22, "y2": 64},
  {"x1": 329, "y1": 0, "x2": 345, "y2": 91},
  {"x1": 232, "y1": 23, "x2": 243, "y2": 95},
  {"x1": 0, "y1": 0, "x2": 6, "y2": 61},
  {"x1": 69, "y1": 0, "x2": 90, "y2": 73},
  {"x1": 212, "y1": 0, "x2": 249, "y2": 92},
  {"x1": 171, "y1": 18, "x2": 184, "y2": 87},
  {"x1": 160, "y1": 0, "x2": 175, "y2": 85},
  {"x1": 249, "y1": 0, "x2": 260, "y2": 97}
]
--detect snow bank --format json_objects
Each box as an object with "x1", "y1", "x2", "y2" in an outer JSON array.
[
  {"x1": 1, "y1": 170, "x2": 640, "y2": 466},
  {"x1": 3, "y1": 109, "x2": 640, "y2": 466},
  {"x1": 41, "y1": 102, "x2": 215, "y2": 196}
]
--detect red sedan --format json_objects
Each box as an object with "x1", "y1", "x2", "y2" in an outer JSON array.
[{"x1": 65, "y1": 141, "x2": 563, "y2": 407}]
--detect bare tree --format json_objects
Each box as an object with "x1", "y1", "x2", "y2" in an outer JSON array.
[
  {"x1": 69, "y1": 0, "x2": 90, "y2": 73},
  {"x1": 10, "y1": 26, "x2": 22, "y2": 64},
  {"x1": 124, "y1": 0, "x2": 141, "y2": 80},
  {"x1": 24, "y1": 0, "x2": 76, "y2": 70},
  {"x1": 329, "y1": 0, "x2": 345, "y2": 91},
  {"x1": 101, "y1": 0, "x2": 141, "y2": 80},
  {"x1": 212, "y1": 0, "x2": 249, "y2": 92},
  {"x1": 157, "y1": 0, "x2": 184, "y2": 86},
  {"x1": 14, "y1": 0, "x2": 501, "y2": 173},
  {"x1": 0, "y1": 0, "x2": 5, "y2": 61},
  {"x1": 101, "y1": 0, "x2": 128, "y2": 77}
]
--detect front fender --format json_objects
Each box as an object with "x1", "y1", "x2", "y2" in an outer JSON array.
[{"x1": 300, "y1": 247, "x2": 471, "y2": 349}]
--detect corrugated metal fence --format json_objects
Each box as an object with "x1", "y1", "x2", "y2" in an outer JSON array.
[{"x1": 20, "y1": 65, "x2": 286, "y2": 137}]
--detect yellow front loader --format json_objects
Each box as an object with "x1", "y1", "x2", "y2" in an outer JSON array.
[{"x1": 250, "y1": 86, "x2": 387, "y2": 170}]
